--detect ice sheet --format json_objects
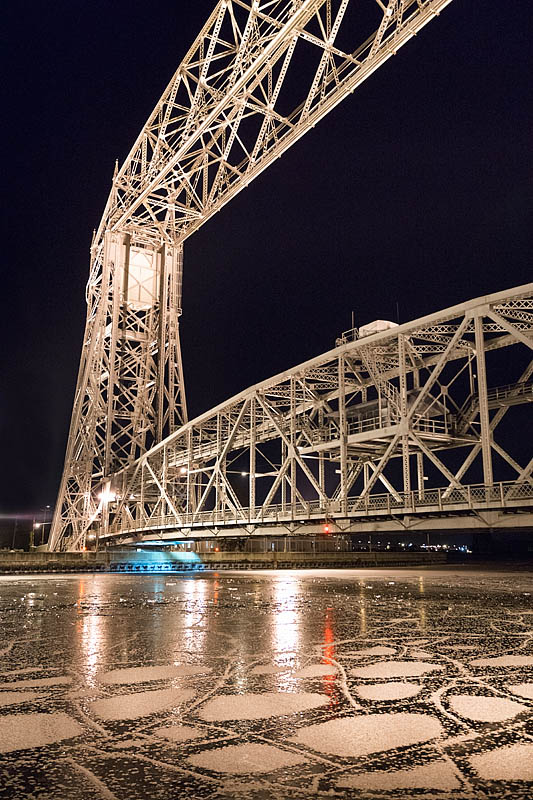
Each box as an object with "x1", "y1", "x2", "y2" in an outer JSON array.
[{"x1": 1, "y1": 568, "x2": 532, "y2": 799}]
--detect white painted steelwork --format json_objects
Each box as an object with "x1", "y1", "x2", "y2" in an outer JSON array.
[
  {"x1": 94, "y1": 285, "x2": 533, "y2": 547},
  {"x1": 50, "y1": 0, "x2": 456, "y2": 551}
]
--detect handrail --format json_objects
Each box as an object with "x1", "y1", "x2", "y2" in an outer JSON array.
[{"x1": 106, "y1": 479, "x2": 533, "y2": 536}]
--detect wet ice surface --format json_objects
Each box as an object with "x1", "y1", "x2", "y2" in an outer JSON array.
[{"x1": 0, "y1": 569, "x2": 532, "y2": 798}]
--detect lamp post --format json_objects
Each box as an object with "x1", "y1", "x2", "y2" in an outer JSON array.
[
  {"x1": 41, "y1": 505, "x2": 50, "y2": 546},
  {"x1": 32, "y1": 506, "x2": 52, "y2": 549}
]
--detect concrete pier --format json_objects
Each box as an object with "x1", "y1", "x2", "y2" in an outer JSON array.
[{"x1": 0, "y1": 549, "x2": 446, "y2": 574}]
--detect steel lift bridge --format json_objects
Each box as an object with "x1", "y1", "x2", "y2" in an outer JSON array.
[{"x1": 48, "y1": 0, "x2": 533, "y2": 552}]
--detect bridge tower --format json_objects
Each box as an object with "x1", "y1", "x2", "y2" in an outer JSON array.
[{"x1": 49, "y1": 0, "x2": 455, "y2": 551}]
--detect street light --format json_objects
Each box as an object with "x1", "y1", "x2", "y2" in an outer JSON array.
[{"x1": 34, "y1": 505, "x2": 52, "y2": 547}]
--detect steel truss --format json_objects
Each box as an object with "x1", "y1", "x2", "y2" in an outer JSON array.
[
  {"x1": 94, "y1": 285, "x2": 533, "y2": 546},
  {"x1": 50, "y1": 0, "x2": 456, "y2": 551}
]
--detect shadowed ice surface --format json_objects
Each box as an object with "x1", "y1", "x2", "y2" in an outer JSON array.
[{"x1": 0, "y1": 567, "x2": 532, "y2": 798}]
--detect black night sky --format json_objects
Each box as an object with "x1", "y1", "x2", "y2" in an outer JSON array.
[{"x1": 1, "y1": 0, "x2": 532, "y2": 521}]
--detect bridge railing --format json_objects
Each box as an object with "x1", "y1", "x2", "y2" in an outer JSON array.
[
  {"x1": 106, "y1": 480, "x2": 533, "y2": 536},
  {"x1": 305, "y1": 414, "x2": 458, "y2": 445},
  {"x1": 487, "y1": 380, "x2": 533, "y2": 404}
]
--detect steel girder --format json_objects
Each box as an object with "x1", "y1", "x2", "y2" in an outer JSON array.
[
  {"x1": 96, "y1": 285, "x2": 533, "y2": 546},
  {"x1": 49, "y1": 0, "x2": 456, "y2": 551}
]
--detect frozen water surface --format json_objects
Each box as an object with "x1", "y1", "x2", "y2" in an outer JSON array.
[{"x1": 0, "y1": 567, "x2": 532, "y2": 798}]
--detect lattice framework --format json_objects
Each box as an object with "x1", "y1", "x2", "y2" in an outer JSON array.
[
  {"x1": 98, "y1": 285, "x2": 533, "y2": 547},
  {"x1": 50, "y1": 0, "x2": 456, "y2": 551}
]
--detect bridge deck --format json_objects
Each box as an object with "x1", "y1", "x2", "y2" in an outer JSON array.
[{"x1": 105, "y1": 480, "x2": 533, "y2": 541}]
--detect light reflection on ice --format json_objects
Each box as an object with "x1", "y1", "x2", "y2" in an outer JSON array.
[
  {"x1": 269, "y1": 574, "x2": 301, "y2": 691},
  {"x1": 418, "y1": 576, "x2": 427, "y2": 629},
  {"x1": 181, "y1": 579, "x2": 207, "y2": 656},
  {"x1": 359, "y1": 580, "x2": 367, "y2": 635},
  {"x1": 271, "y1": 574, "x2": 300, "y2": 657},
  {"x1": 81, "y1": 614, "x2": 103, "y2": 688}
]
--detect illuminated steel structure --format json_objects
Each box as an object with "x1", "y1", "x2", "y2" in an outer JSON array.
[
  {"x1": 101, "y1": 284, "x2": 533, "y2": 545},
  {"x1": 51, "y1": 0, "x2": 481, "y2": 550}
]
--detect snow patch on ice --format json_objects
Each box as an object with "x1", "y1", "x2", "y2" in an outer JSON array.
[
  {"x1": 153, "y1": 724, "x2": 205, "y2": 743},
  {"x1": 350, "y1": 660, "x2": 444, "y2": 679},
  {"x1": 0, "y1": 667, "x2": 45, "y2": 677},
  {"x1": 1, "y1": 676, "x2": 72, "y2": 689},
  {"x1": 188, "y1": 742, "x2": 308, "y2": 774},
  {"x1": 0, "y1": 712, "x2": 83, "y2": 753},
  {"x1": 89, "y1": 687, "x2": 194, "y2": 721},
  {"x1": 99, "y1": 664, "x2": 208, "y2": 685},
  {"x1": 293, "y1": 664, "x2": 338, "y2": 678},
  {"x1": 345, "y1": 646, "x2": 396, "y2": 658},
  {"x1": 409, "y1": 650, "x2": 434, "y2": 659},
  {"x1": 447, "y1": 694, "x2": 528, "y2": 722},
  {"x1": 469, "y1": 655, "x2": 533, "y2": 668},
  {"x1": 509, "y1": 682, "x2": 533, "y2": 700},
  {"x1": 337, "y1": 760, "x2": 461, "y2": 790},
  {"x1": 355, "y1": 682, "x2": 422, "y2": 701},
  {"x1": 112, "y1": 738, "x2": 148, "y2": 749},
  {"x1": 199, "y1": 692, "x2": 329, "y2": 721},
  {"x1": 469, "y1": 743, "x2": 533, "y2": 781},
  {"x1": 0, "y1": 691, "x2": 44, "y2": 708},
  {"x1": 290, "y1": 713, "x2": 444, "y2": 757}
]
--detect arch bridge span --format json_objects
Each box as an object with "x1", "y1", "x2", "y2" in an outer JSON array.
[{"x1": 93, "y1": 284, "x2": 533, "y2": 548}]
